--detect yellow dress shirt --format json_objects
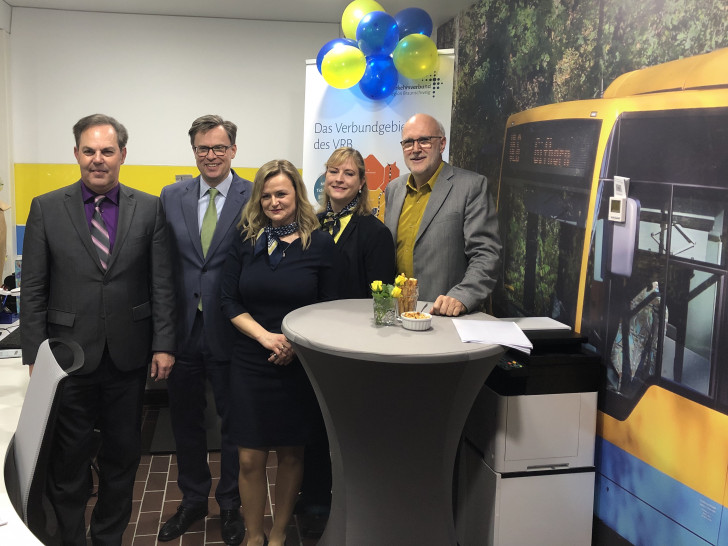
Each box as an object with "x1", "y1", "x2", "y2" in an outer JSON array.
[
  {"x1": 324, "y1": 213, "x2": 353, "y2": 243},
  {"x1": 395, "y1": 162, "x2": 444, "y2": 278}
]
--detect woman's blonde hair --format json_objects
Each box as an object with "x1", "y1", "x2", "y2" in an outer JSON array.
[
  {"x1": 320, "y1": 147, "x2": 372, "y2": 215},
  {"x1": 238, "y1": 159, "x2": 319, "y2": 249}
]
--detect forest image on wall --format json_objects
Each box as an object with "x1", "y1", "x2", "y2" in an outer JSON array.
[
  {"x1": 441, "y1": 0, "x2": 727, "y2": 179},
  {"x1": 437, "y1": 0, "x2": 727, "y2": 318}
]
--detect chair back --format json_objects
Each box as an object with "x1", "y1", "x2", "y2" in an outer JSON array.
[{"x1": 4, "y1": 338, "x2": 84, "y2": 542}]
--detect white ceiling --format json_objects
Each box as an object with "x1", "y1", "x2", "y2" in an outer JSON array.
[{"x1": 5, "y1": 0, "x2": 474, "y2": 28}]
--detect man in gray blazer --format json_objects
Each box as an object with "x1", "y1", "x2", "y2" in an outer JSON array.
[
  {"x1": 157, "y1": 115, "x2": 252, "y2": 545},
  {"x1": 20, "y1": 114, "x2": 176, "y2": 545},
  {"x1": 384, "y1": 113, "x2": 501, "y2": 316}
]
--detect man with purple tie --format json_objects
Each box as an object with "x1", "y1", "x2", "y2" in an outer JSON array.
[{"x1": 20, "y1": 113, "x2": 177, "y2": 545}]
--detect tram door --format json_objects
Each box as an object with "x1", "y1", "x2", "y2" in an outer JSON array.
[{"x1": 599, "y1": 111, "x2": 728, "y2": 416}]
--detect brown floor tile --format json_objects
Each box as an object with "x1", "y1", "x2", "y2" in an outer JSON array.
[
  {"x1": 131, "y1": 534, "x2": 159, "y2": 545},
  {"x1": 133, "y1": 479, "x2": 146, "y2": 501},
  {"x1": 266, "y1": 465, "x2": 278, "y2": 485},
  {"x1": 162, "y1": 499, "x2": 181, "y2": 520},
  {"x1": 145, "y1": 471, "x2": 168, "y2": 492},
  {"x1": 84, "y1": 503, "x2": 94, "y2": 524},
  {"x1": 136, "y1": 509, "x2": 162, "y2": 536},
  {"x1": 168, "y1": 460, "x2": 180, "y2": 481},
  {"x1": 151, "y1": 454, "x2": 172, "y2": 472},
  {"x1": 204, "y1": 515, "x2": 223, "y2": 543},
  {"x1": 209, "y1": 459, "x2": 221, "y2": 479},
  {"x1": 165, "y1": 481, "x2": 184, "y2": 502},
  {"x1": 141, "y1": 490, "x2": 165, "y2": 513},
  {"x1": 136, "y1": 462, "x2": 151, "y2": 481},
  {"x1": 122, "y1": 523, "x2": 136, "y2": 545},
  {"x1": 180, "y1": 532, "x2": 206, "y2": 545},
  {"x1": 131, "y1": 407, "x2": 324, "y2": 545}
]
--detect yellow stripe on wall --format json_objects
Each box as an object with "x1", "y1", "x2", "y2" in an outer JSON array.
[{"x1": 14, "y1": 164, "x2": 260, "y2": 223}]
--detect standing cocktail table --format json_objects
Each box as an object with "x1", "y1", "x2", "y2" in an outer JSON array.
[{"x1": 282, "y1": 299, "x2": 502, "y2": 545}]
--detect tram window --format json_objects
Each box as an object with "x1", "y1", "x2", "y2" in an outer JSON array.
[
  {"x1": 609, "y1": 109, "x2": 728, "y2": 187},
  {"x1": 496, "y1": 119, "x2": 600, "y2": 321},
  {"x1": 661, "y1": 265, "x2": 720, "y2": 397},
  {"x1": 670, "y1": 189, "x2": 727, "y2": 268},
  {"x1": 497, "y1": 184, "x2": 586, "y2": 321}
]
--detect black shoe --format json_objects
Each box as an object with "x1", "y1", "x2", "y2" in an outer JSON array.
[
  {"x1": 220, "y1": 509, "x2": 245, "y2": 545},
  {"x1": 158, "y1": 504, "x2": 208, "y2": 542}
]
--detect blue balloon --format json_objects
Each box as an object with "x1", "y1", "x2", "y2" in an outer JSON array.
[
  {"x1": 316, "y1": 38, "x2": 358, "y2": 74},
  {"x1": 358, "y1": 55, "x2": 399, "y2": 100},
  {"x1": 394, "y1": 7, "x2": 433, "y2": 39},
  {"x1": 356, "y1": 11, "x2": 399, "y2": 57}
]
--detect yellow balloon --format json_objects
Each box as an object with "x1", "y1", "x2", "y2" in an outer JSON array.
[
  {"x1": 393, "y1": 34, "x2": 439, "y2": 80},
  {"x1": 321, "y1": 44, "x2": 366, "y2": 89},
  {"x1": 341, "y1": 0, "x2": 385, "y2": 40}
]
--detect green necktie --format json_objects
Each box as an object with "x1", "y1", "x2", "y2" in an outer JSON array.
[
  {"x1": 199, "y1": 187, "x2": 219, "y2": 311},
  {"x1": 200, "y1": 187, "x2": 219, "y2": 257}
]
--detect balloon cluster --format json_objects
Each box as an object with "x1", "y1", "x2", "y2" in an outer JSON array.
[{"x1": 316, "y1": 0, "x2": 438, "y2": 100}]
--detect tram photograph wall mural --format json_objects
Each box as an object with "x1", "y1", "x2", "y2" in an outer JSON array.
[{"x1": 433, "y1": 1, "x2": 728, "y2": 545}]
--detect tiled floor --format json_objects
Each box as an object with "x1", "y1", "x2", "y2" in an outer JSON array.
[{"x1": 85, "y1": 407, "x2": 322, "y2": 545}]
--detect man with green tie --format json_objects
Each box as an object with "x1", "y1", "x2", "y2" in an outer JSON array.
[{"x1": 159, "y1": 115, "x2": 252, "y2": 544}]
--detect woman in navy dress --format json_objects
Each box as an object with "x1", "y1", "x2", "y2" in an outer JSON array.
[{"x1": 221, "y1": 159, "x2": 335, "y2": 546}]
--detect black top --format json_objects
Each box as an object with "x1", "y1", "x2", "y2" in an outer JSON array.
[{"x1": 318, "y1": 212, "x2": 396, "y2": 299}]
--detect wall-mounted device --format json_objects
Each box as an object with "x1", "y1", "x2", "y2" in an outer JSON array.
[
  {"x1": 608, "y1": 176, "x2": 630, "y2": 222},
  {"x1": 609, "y1": 197, "x2": 640, "y2": 277}
]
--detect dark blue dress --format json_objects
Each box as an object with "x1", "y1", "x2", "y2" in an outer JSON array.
[{"x1": 220, "y1": 229, "x2": 336, "y2": 447}]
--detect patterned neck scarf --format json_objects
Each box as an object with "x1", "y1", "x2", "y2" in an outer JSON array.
[
  {"x1": 320, "y1": 196, "x2": 358, "y2": 238},
  {"x1": 255, "y1": 221, "x2": 299, "y2": 269}
]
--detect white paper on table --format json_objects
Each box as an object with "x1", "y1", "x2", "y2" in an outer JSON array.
[
  {"x1": 452, "y1": 319, "x2": 533, "y2": 354},
  {"x1": 501, "y1": 316, "x2": 570, "y2": 331}
]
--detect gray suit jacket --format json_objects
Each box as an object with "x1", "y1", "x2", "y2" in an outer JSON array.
[
  {"x1": 384, "y1": 162, "x2": 501, "y2": 312},
  {"x1": 20, "y1": 181, "x2": 177, "y2": 371},
  {"x1": 160, "y1": 170, "x2": 252, "y2": 361}
]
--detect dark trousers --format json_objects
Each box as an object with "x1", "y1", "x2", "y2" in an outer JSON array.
[
  {"x1": 48, "y1": 349, "x2": 146, "y2": 546},
  {"x1": 166, "y1": 311, "x2": 240, "y2": 510}
]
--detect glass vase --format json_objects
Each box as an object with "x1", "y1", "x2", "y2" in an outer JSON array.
[{"x1": 373, "y1": 297, "x2": 396, "y2": 326}]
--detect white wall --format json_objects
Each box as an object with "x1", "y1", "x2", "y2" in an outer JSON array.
[
  {"x1": 0, "y1": 2, "x2": 9, "y2": 32},
  {"x1": 10, "y1": 8, "x2": 339, "y2": 167},
  {"x1": 0, "y1": 29, "x2": 14, "y2": 278}
]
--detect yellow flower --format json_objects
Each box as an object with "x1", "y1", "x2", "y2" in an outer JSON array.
[
  {"x1": 391, "y1": 286, "x2": 402, "y2": 298},
  {"x1": 370, "y1": 280, "x2": 383, "y2": 292},
  {"x1": 395, "y1": 273, "x2": 407, "y2": 287}
]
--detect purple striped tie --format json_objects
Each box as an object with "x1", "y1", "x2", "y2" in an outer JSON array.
[{"x1": 91, "y1": 195, "x2": 111, "y2": 270}]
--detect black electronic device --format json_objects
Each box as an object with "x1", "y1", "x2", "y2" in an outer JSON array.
[{"x1": 486, "y1": 329, "x2": 601, "y2": 396}]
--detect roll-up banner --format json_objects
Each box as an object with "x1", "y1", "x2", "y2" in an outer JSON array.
[{"x1": 302, "y1": 50, "x2": 455, "y2": 220}]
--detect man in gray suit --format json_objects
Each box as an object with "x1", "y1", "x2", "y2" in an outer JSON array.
[
  {"x1": 20, "y1": 113, "x2": 176, "y2": 545},
  {"x1": 384, "y1": 113, "x2": 501, "y2": 316},
  {"x1": 157, "y1": 115, "x2": 252, "y2": 544}
]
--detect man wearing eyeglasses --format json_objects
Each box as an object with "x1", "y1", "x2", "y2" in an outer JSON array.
[
  {"x1": 158, "y1": 115, "x2": 252, "y2": 544},
  {"x1": 384, "y1": 113, "x2": 501, "y2": 316}
]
